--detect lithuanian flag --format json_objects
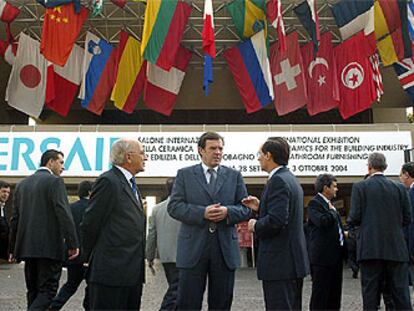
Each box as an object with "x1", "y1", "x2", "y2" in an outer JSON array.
[
  {"x1": 227, "y1": 0, "x2": 266, "y2": 40},
  {"x1": 141, "y1": 0, "x2": 191, "y2": 71}
]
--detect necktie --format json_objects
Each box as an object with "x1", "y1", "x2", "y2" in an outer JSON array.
[
  {"x1": 208, "y1": 168, "x2": 217, "y2": 194},
  {"x1": 330, "y1": 202, "x2": 344, "y2": 246},
  {"x1": 130, "y1": 177, "x2": 139, "y2": 200}
]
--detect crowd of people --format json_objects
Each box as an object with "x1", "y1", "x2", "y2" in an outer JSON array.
[{"x1": 0, "y1": 132, "x2": 413, "y2": 311}]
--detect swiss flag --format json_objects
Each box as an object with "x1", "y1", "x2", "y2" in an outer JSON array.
[
  {"x1": 6, "y1": 33, "x2": 49, "y2": 118},
  {"x1": 301, "y1": 32, "x2": 339, "y2": 116},
  {"x1": 0, "y1": 0, "x2": 20, "y2": 23},
  {"x1": 270, "y1": 32, "x2": 307, "y2": 115},
  {"x1": 335, "y1": 31, "x2": 377, "y2": 119}
]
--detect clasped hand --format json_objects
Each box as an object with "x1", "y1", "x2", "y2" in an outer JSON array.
[{"x1": 204, "y1": 203, "x2": 228, "y2": 222}]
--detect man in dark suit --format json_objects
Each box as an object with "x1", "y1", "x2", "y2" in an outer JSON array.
[
  {"x1": 168, "y1": 132, "x2": 252, "y2": 310},
  {"x1": 81, "y1": 138, "x2": 147, "y2": 310},
  {"x1": 0, "y1": 180, "x2": 11, "y2": 261},
  {"x1": 348, "y1": 152, "x2": 412, "y2": 310},
  {"x1": 50, "y1": 180, "x2": 93, "y2": 310},
  {"x1": 243, "y1": 137, "x2": 309, "y2": 310},
  {"x1": 9, "y1": 149, "x2": 79, "y2": 311},
  {"x1": 307, "y1": 174, "x2": 346, "y2": 311}
]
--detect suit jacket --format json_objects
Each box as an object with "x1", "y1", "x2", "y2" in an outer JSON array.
[
  {"x1": 146, "y1": 197, "x2": 181, "y2": 263},
  {"x1": 81, "y1": 166, "x2": 146, "y2": 287},
  {"x1": 348, "y1": 174, "x2": 412, "y2": 262},
  {"x1": 255, "y1": 166, "x2": 310, "y2": 281},
  {"x1": 66, "y1": 198, "x2": 88, "y2": 265},
  {"x1": 9, "y1": 169, "x2": 78, "y2": 261},
  {"x1": 167, "y1": 164, "x2": 251, "y2": 270},
  {"x1": 307, "y1": 194, "x2": 346, "y2": 266},
  {"x1": 408, "y1": 187, "x2": 414, "y2": 257}
]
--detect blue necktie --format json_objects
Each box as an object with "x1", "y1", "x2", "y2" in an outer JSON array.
[
  {"x1": 130, "y1": 177, "x2": 139, "y2": 200},
  {"x1": 208, "y1": 168, "x2": 217, "y2": 194}
]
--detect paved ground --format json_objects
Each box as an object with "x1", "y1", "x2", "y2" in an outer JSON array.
[{"x1": 0, "y1": 260, "x2": 401, "y2": 310}]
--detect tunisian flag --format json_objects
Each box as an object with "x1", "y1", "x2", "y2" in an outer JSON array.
[
  {"x1": 335, "y1": 31, "x2": 377, "y2": 119},
  {"x1": 301, "y1": 32, "x2": 339, "y2": 116},
  {"x1": 6, "y1": 33, "x2": 49, "y2": 118},
  {"x1": 270, "y1": 32, "x2": 307, "y2": 115},
  {"x1": 40, "y1": 3, "x2": 88, "y2": 66}
]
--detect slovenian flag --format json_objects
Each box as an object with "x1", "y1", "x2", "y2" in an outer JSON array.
[
  {"x1": 224, "y1": 30, "x2": 273, "y2": 113},
  {"x1": 202, "y1": 0, "x2": 215, "y2": 96},
  {"x1": 141, "y1": 0, "x2": 191, "y2": 71}
]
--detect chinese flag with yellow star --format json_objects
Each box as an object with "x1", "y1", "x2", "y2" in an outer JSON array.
[{"x1": 40, "y1": 3, "x2": 88, "y2": 66}]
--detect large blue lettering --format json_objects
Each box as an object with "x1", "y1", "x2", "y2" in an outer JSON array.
[
  {"x1": 65, "y1": 138, "x2": 92, "y2": 171},
  {"x1": 95, "y1": 138, "x2": 104, "y2": 171},
  {"x1": 11, "y1": 138, "x2": 35, "y2": 170},
  {"x1": 40, "y1": 137, "x2": 61, "y2": 154},
  {"x1": 0, "y1": 138, "x2": 8, "y2": 171}
]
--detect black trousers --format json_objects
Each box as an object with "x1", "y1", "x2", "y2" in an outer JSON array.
[
  {"x1": 176, "y1": 233, "x2": 235, "y2": 311},
  {"x1": 262, "y1": 278, "x2": 303, "y2": 311},
  {"x1": 88, "y1": 282, "x2": 143, "y2": 311},
  {"x1": 360, "y1": 259, "x2": 412, "y2": 311},
  {"x1": 49, "y1": 264, "x2": 89, "y2": 310},
  {"x1": 160, "y1": 262, "x2": 179, "y2": 311},
  {"x1": 24, "y1": 258, "x2": 62, "y2": 311},
  {"x1": 310, "y1": 262, "x2": 343, "y2": 311}
]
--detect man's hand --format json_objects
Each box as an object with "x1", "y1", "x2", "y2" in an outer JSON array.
[
  {"x1": 204, "y1": 204, "x2": 228, "y2": 222},
  {"x1": 68, "y1": 248, "x2": 79, "y2": 260},
  {"x1": 242, "y1": 196, "x2": 260, "y2": 212},
  {"x1": 248, "y1": 219, "x2": 257, "y2": 233}
]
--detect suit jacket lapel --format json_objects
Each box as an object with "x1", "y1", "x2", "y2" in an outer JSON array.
[{"x1": 113, "y1": 167, "x2": 142, "y2": 212}]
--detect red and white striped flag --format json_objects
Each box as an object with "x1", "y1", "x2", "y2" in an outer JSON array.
[
  {"x1": 369, "y1": 53, "x2": 384, "y2": 101},
  {"x1": 267, "y1": 0, "x2": 286, "y2": 52}
]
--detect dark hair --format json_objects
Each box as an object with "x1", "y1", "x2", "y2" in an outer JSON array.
[
  {"x1": 261, "y1": 137, "x2": 290, "y2": 166},
  {"x1": 165, "y1": 177, "x2": 175, "y2": 196},
  {"x1": 78, "y1": 181, "x2": 93, "y2": 198},
  {"x1": 0, "y1": 180, "x2": 10, "y2": 189},
  {"x1": 368, "y1": 152, "x2": 388, "y2": 171},
  {"x1": 40, "y1": 149, "x2": 64, "y2": 167},
  {"x1": 402, "y1": 162, "x2": 414, "y2": 178},
  {"x1": 315, "y1": 174, "x2": 337, "y2": 193},
  {"x1": 197, "y1": 132, "x2": 224, "y2": 149}
]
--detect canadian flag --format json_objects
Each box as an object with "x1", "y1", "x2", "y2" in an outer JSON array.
[
  {"x1": 45, "y1": 44, "x2": 84, "y2": 117},
  {"x1": 0, "y1": 0, "x2": 20, "y2": 23},
  {"x1": 6, "y1": 33, "x2": 48, "y2": 118}
]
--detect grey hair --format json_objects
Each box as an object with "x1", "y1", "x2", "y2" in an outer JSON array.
[
  {"x1": 368, "y1": 152, "x2": 388, "y2": 171},
  {"x1": 110, "y1": 138, "x2": 137, "y2": 166}
]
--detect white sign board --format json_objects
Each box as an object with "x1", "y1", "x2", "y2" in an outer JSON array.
[{"x1": 0, "y1": 131, "x2": 411, "y2": 177}]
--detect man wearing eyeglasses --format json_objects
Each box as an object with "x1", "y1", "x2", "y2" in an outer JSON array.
[{"x1": 81, "y1": 138, "x2": 147, "y2": 310}]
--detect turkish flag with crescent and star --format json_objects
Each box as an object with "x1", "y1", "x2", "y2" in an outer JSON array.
[
  {"x1": 270, "y1": 32, "x2": 307, "y2": 115},
  {"x1": 334, "y1": 31, "x2": 377, "y2": 119},
  {"x1": 301, "y1": 32, "x2": 339, "y2": 116}
]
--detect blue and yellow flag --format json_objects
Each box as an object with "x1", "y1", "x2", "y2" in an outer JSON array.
[{"x1": 227, "y1": 0, "x2": 266, "y2": 40}]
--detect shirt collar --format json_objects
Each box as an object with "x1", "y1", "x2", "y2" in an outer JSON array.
[
  {"x1": 410, "y1": 182, "x2": 414, "y2": 189},
  {"x1": 268, "y1": 166, "x2": 283, "y2": 180},
  {"x1": 371, "y1": 172, "x2": 384, "y2": 176},
  {"x1": 201, "y1": 162, "x2": 218, "y2": 175},
  {"x1": 115, "y1": 165, "x2": 134, "y2": 184},
  {"x1": 38, "y1": 166, "x2": 53, "y2": 175},
  {"x1": 318, "y1": 192, "x2": 330, "y2": 204}
]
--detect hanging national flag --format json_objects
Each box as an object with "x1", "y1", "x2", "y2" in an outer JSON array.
[
  {"x1": 111, "y1": 0, "x2": 126, "y2": 9},
  {"x1": 36, "y1": 0, "x2": 81, "y2": 14},
  {"x1": 224, "y1": 30, "x2": 273, "y2": 113},
  {"x1": 393, "y1": 56, "x2": 414, "y2": 104},
  {"x1": 79, "y1": 32, "x2": 117, "y2": 115},
  {"x1": 141, "y1": 0, "x2": 191, "y2": 71},
  {"x1": 144, "y1": 46, "x2": 192, "y2": 116},
  {"x1": 293, "y1": 0, "x2": 320, "y2": 55},
  {"x1": 111, "y1": 31, "x2": 146, "y2": 114},
  {"x1": 331, "y1": 0, "x2": 376, "y2": 55},
  {"x1": 335, "y1": 31, "x2": 377, "y2": 119},
  {"x1": 409, "y1": 0, "x2": 414, "y2": 41},
  {"x1": 369, "y1": 53, "x2": 384, "y2": 101},
  {"x1": 202, "y1": 0, "x2": 215, "y2": 96},
  {"x1": 0, "y1": 38, "x2": 17, "y2": 65},
  {"x1": 40, "y1": 3, "x2": 88, "y2": 67},
  {"x1": 227, "y1": 0, "x2": 266, "y2": 40},
  {"x1": 45, "y1": 44, "x2": 83, "y2": 116},
  {"x1": 270, "y1": 32, "x2": 307, "y2": 116},
  {"x1": 301, "y1": 32, "x2": 339, "y2": 116},
  {"x1": 266, "y1": 0, "x2": 286, "y2": 52},
  {"x1": 0, "y1": 0, "x2": 20, "y2": 23},
  {"x1": 374, "y1": 0, "x2": 412, "y2": 66},
  {"x1": 6, "y1": 34, "x2": 49, "y2": 118}
]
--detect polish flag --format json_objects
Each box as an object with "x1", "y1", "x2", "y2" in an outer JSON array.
[{"x1": 0, "y1": 0, "x2": 20, "y2": 23}]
